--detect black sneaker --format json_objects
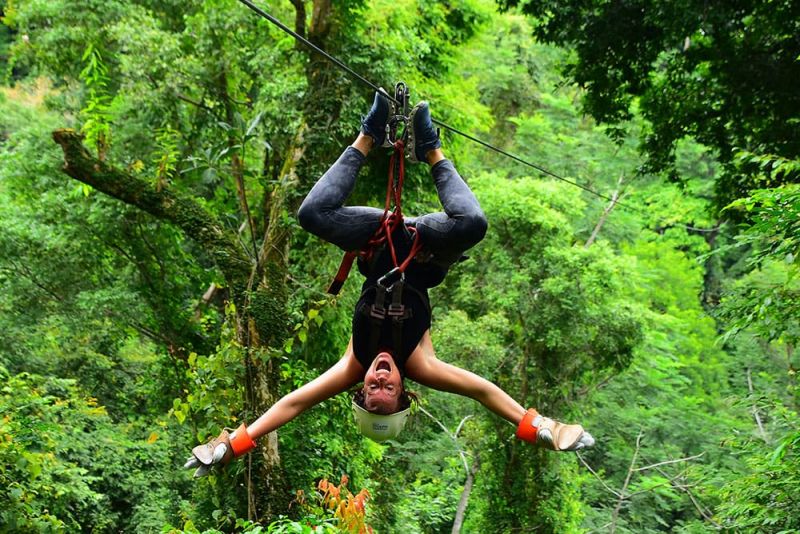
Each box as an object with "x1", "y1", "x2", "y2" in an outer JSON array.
[
  {"x1": 361, "y1": 90, "x2": 393, "y2": 146},
  {"x1": 406, "y1": 101, "x2": 441, "y2": 163}
]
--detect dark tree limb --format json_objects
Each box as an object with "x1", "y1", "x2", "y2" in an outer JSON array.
[
  {"x1": 52, "y1": 129, "x2": 252, "y2": 298},
  {"x1": 176, "y1": 92, "x2": 214, "y2": 113},
  {"x1": 308, "y1": 0, "x2": 331, "y2": 44},
  {"x1": 289, "y1": 0, "x2": 307, "y2": 49},
  {"x1": 213, "y1": 67, "x2": 260, "y2": 267}
]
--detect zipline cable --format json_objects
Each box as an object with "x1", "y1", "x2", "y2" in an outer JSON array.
[
  {"x1": 430, "y1": 117, "x2": 620, "y2": 204},
  {"x1": 236, "y1": 0, "x2": 719, "y2": 230},
  {"x1": 237, "y1": 0, "x2": 384, "y2": 96}
]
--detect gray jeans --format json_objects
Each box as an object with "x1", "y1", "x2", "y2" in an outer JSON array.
[{"x1": 297, "y1": 147, "x2": 487, "y2": 267}]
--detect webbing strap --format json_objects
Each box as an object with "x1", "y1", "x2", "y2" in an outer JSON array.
[
  {"x1": 369, "y1": 307, "x2": 383, "y2": 360},
  {"x1": 388, "y1": 281, "x2": 405, "y2": 318},
  {"x1": 371, "y1": 285, "x2": 388, "y2": 319},
  {"x1": 327, "y1": 251, "x2": 358, "y2": 294},
  {"x1": 359, "y1": 284, "x2": 413, "y2": 358},
  {"x1": 391, "y1": 282, "x2": 405, "y2": 355}
]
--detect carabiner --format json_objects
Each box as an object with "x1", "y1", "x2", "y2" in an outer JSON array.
[
  {"x1": 383, "y1": 82, "x2": 411, "y2": 147},
  {"x1": 377, "y1": 267, "x2": 404, "y2": 289}
]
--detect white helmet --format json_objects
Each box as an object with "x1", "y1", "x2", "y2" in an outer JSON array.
[{"x1": 352, "y1": 401, "x2": 411, "y2": 442}]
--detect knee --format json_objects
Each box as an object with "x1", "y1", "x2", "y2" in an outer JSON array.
[
  {"x1": 443, "y1": 209, "x2": 488, "y2": 251},
  {"x1": 461, "y1": 209, "x2": 488, "y2": 247},
  {"x1": 297, "y1": 198, "x2": 322, "y2": 234}
]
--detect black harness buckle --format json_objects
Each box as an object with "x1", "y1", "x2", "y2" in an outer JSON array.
[
  {"x1": 370, "y1": 305, "x2": 386, "y2": 320},
  {"x1": 387, "y1": 303, "x2": 406, "y2": 317}
]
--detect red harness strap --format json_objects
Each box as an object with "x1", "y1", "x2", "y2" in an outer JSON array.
[{"x1": 327, "y1": 140, "x2": 422, "y2": 295}]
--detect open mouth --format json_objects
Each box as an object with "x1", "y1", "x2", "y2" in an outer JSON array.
[{"x1": 376, "y1": 360, "x2": 391, "y2": 372}]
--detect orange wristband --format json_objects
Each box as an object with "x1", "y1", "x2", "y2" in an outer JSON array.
[
  {"x1": 516, "y1": 408, "x2": 540, "y2": 443},
  {"x1": 230, "y1": 423, "x2": 257, "y2": 457}
]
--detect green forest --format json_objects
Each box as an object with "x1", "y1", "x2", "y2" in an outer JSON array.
[{"x1": 1, "y1": 0, "x2": 798, "y2": 532}]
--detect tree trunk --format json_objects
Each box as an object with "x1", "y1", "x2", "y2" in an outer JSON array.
[
  {"x1": 451, "y1": 455, "x2": 480, "y2": 534},
  {"x1": 746, "y1": 367, "x2": 768, "y2": 442},
  {"x1": 700, "y1": 221, "x2": 723, "y2": 311},
  {"x1": 241, "y1": 0, "x2": 342, "y2": 513},
  {"x1": 53, "y1": 0, "x2": 357, "y2": 520},
  {"x1": 52, "y1": 128, "x2": 293, "y2": 517}
]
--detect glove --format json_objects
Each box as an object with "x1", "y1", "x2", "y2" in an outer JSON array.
[
  {"x1": 184, "y1": 423, "x2": 257, "y2": 477},
  {"x1": 516, "y1": 409, "x2": 595, "y2": 451}
]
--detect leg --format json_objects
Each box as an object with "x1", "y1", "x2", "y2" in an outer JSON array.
[
  {"x1": 297, "y1": 134, "x2": 385, "y2": 251},
  {"x1": 413, "y1": 156, "x2": 488, "y2": 267},
  {"x1": 298, "y1": 91, "x2": 393, "y2": 251},
  {"x1": 405, "y1": 103, "x2": 488, "y2": 266}
]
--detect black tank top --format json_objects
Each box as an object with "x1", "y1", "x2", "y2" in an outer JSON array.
[{"x1": 352, "y1": 225, "x2": 447, "y2": 374}]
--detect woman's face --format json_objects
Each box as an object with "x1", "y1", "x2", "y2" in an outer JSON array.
[{"x1": 362, "y1": 352, "x2": 403, "y2": 414}]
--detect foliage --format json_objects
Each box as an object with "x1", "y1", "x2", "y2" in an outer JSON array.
[
  {"x1": 718, "y1": 261, "x2": 800, "y2": 347},
  {"x1": 1, "y1": 0, "x2": 798, "y2": 531},
  {"x1": 717, "y1": 181, "x2": 800, "y2": 346},
  {"x1": 0, "y1": 365, "x2": 189, "y2": 532},
  {"x1": 578, "y1": 237, "x2": 739, "y2": 532},
  {"x1": 0, "y1": 366, "x2": 111, "y2": 531},
  {"x1": 457, "y1": 175, "x2": 644, "y2": 401},
  {"x1": 715, "y1": 423, "x2": 800, "y2": 531},
  {"x1": 78, "y1": 43, "x2": 115, "y2": 159},
  {"x1": 309, "y1": 476, "x2": 372, "y2": 534},
  {"x1": 727, "y1": 184, "x2": 800, "y2": 269},
  {"x1": 502, "y1": 0, "x2": 800, "y2": 206},
  {"x1": 165, "y1": 475, "x2": 371, "y2": 534},
  {"x1": 171, "y1": 304, "x2": 244, "y2": 434},
  {"x1": 0, "y1": 93, "x2": 206, "y2": 411}
]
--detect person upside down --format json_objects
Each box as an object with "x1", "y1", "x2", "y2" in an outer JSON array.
[{"x1": 186, "y1": 93, "x2": 594, "y2": 474}]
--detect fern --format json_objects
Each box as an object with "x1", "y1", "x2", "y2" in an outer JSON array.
[{"x1": 79, "y1": 43, "x2": 114, "y2": 160}]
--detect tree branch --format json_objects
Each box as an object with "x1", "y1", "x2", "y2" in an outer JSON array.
[
  {"x1": 451, "y1": 454, "x2": 480, "y2": 534},
  {"x1": 585, "y1": 174, "x2": 625, "y2": 248},
  {"x1": 418, "y1": 406, "x2": 473, "y2": 475},
  {"x1": 610, "y1": 430, "x2": 643, "y2": 534},
  {"x1": 655, "y1": 466, "x2": 721, "y2": 528},
  {"x1": 746, "y1": 367, "x2": 768, "y2": 442},
  {"x1": 576, "y1": 452, "x2": 622, "y2": 498},
  {"x1": 6, "y1": 258, "x2": 66, "y2": 302},
  {"x1": 579, "y1": 433, "x2": 712, "y2": 530},
  {"x1": 633, "y1": 452, "x2": 705, "y2": 472},
  {"x1": 625, "y1": 467, "x2": 689, "y2": 498},
  {"x1": 176, "y1": 92, "x2": 214, "y2": 113},
  {"x1": 214, "y1": 67, "x2": 260, "y2": 266},
  {"x1": 52, "y1": 129, "x2": 252, "y2": 296}
]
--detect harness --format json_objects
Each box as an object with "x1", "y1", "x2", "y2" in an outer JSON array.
[{"x1": 327, "y1": 83, "x2": 426, "y2": 358}]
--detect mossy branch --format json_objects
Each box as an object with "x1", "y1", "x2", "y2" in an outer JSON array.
[{"x1": 52, "y1": 128, "x2": 252, "y2": 293}]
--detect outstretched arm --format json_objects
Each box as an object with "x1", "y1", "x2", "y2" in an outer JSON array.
[
  {"x1": 405, "y1": 331, "x2": 526, "y2": 425},
  {"x1": 186, "y1": 340, "x2": 365, "y2": 475},
  {"x1": 246, "y1": 339, "x2": 364, "y2": 441}
]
